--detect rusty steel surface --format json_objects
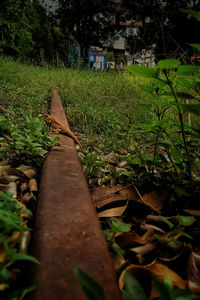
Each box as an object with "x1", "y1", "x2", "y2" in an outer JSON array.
[{"x1": 27, "y1": 90, "x2": 121, "y2": 300}]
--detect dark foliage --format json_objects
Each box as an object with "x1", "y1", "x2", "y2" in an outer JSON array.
[
  {"x1": 55, "y1": 0, "x2": 116, "y2": 58},
  {"x1": 121, "y1": 0, "x2": 200, "y2": 59},
  {"x1": 0, "y1": 0, "x2": 73, "y2": 65}
]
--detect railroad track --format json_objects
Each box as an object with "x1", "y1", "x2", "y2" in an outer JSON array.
[{"x1": 27, "y1": 90, "x2": 120, "y2": 300}]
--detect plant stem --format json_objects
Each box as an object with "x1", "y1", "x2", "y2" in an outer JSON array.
[{"x1": 163, "y1": 70, "x2": 192, "y2": 181}]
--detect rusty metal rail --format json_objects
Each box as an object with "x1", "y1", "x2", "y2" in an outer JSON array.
[{"x1": 27, "y1": 90, "x2": 121, "y2": 300}]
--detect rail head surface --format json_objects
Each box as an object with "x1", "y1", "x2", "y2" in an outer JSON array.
[{"x1": 27, "y1": 90, "x2": 121, "y2": 300}]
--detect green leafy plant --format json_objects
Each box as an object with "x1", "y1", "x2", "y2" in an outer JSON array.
[
  {"x1": 0, "y1": 115, "x2": 59, "y2": 167},
  {"x1": 122, "y1": 271, "x2": 148, "y2": 300},
  {"x1": 0, "y1": 191, "x2": 39, "y2": 297},
  {"x1": 0, "y1": 233, "x2": 39, "y2": 297},
  {"x1": 73, "y1": 267, "x2": 106, "y2": 300},
  {"x1": 125, "y1": 58, "x2": 200, "y2": 197},
  {"x1": 152, "y1": 276, "x2": 199, "y2": 300},
  {"x1": 154, "y1": 215, "x2": 195, "y2": 245},
  {"x1": 81, "y1": 153, "x2": 104, "y2": 180},
  {"x1": 103, "y1": 220, "x2": 131, "y2": 256},
  {"x1": 74, "y1": 267, "x2": 199, "y2": 300}
]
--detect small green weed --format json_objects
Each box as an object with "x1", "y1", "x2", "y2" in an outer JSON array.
[
  {"x1": 103, "y1": 219, "x2": 131, "y2": 256},
  {"x1": 0, "y1": 114, "x2": 59, "y2": 167},
  {"x1": 74, "y1": 267, "x2": 199, "y2": 300},
  {"x1": 0, "y1": 192, "x2": 39, "y2": 298},
  {"x1": 125, "y1": 58, "x2": 200, "y2": 198},
  {"x1": 154, "y1": 215, "x2": 195, "y2": 245}
]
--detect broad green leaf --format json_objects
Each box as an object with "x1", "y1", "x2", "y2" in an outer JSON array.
[
  {"x1": 0, "y1": 209, "x2": 25, "y2": 233},
  {"x1": 152, "y1": 276, "x2": 170, "y2": 300},
  {"x1": 174, "y1": 187, "x2": 190, "y2": 197},
  {"x1": 152, "y1": 275, "x2": 198, "y2": 300},
  {"x1": 103, "y1": 230, "x2": 114, "y2": 243},
  {"x1": 157, "y1": 59, "x2": 180, "y2": 70},
  {"x1": 190, "y1": 43, "x2": 200, "y2": 53},
  {"x1": 6, "y1": 249, "x2": 40, "y2": 264},
  {"x1": 73, "y1": 267, "x2": 106, "y2": 300},
  {"x1": 177, "y1": 216, "x2": 195, "y2": 227},
  {"x1": 182, "y1": 104, "x2": 200, "y2": 116},
  {"x1": 3, "y1": 283, "x2": 38, "y2": 299},
  {"x1": 0, "y1": 267, "x2": 11, "y2": 281},
  {"x1": 113, "y1": 245, "x2": 125, "y2": 256},
  {"x1": 175, "y1": 78, "x2": 196, "y2": 89},
  {"x1": 125, "y1": 65, "x2": 159, "y2": 79},
  {"x1": 122, "y1": 271, "x2": 148, "y2": 300},
  {"x1": 108, "y1": 220, "x2": 131, "y2": 233},
  {"x1": 177, "y1": 65, "x2": 200, "y2": 75},
  {"x1": 171, "y1": 148, "x2": 184, "y2": 163},
  {"x1": 181, "y1": 9, "x2": 200, "y2": 21}
]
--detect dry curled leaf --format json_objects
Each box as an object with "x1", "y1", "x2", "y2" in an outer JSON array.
[
  {"x1": 141, "y1": 190, "x2": 168, "y2": 212},
  {"x1": 187, "y1": 251, "x2": 200, "y2": 293},
  {"x1": 91, "y1": 185, "x2": 139, "y2": 208},
  {"x1": 116, "y1": 232, "x2": 147, "y2": 248},
  {"x1": 129, "y1": 243, "x2": 156, "y2": 256},
  {"x1": 0, "y1": 165, "x2": 11, "y2": 176},
  {"x1": 19, "y1": 231, "x2": 31, "y2": 254},
  {"x1": 119, "y1": 261, "x2": 186, "y2": 292},
  {"x1": 7, "y1": 231, "x2": 20, "y2": 244},
  {"x1": 4, "y1": 168, "x2": 29, "y2": 181},
  {"x1": 28, "y1": 179, "x2": 38, "y2": 193},
  {"x1": 145, "y1": 262, "x2": 186, "y2": 289},
  {"x1": 20, "y1": 182, "x2": 28, "y2": 193},
  {"x1": 98, "y1": 200, "x2": 129, "y2": 217},
  {"x1": 17, "y1": 165, "x2": 32, "y2": 172},
  {"x1": 23, "y1": 168, "x2": 36, "y2": 179},
  {"x1": 183, "y1": 209, "x2": 200, "y2": 217},
  {"x1": 7, "y1": 182, "x2": 17, "y2": 199},
  {"x1": 0, "y1": 160, "x2": 9, "y2": 166}
]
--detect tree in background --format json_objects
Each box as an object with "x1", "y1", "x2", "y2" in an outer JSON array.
[
  {"x1": 56, "y1": 0, "x2": 116, "y2": 59},
  {"x1": 0, "y1": 0, "x2": 74, "y2": 64},
  {"x1": 121, "y1": 0, "x2": 200, "y2": 60}
]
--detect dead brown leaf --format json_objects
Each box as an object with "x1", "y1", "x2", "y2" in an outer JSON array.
[
  {"x1": 21, "y1": 192, "x2": 34, "y2": 203},
  {"x1": 183, "y1": 209, "x2": 200, "y2": 217},
  {"x1": 0, "y1": 165, "x2": 11, "y2": 176},
  {"x1": 129, "y1": 243, "x2": 156, "y2": 256},
  {"x1": 4, "y1": 168, "x2": 29, "y2": 181},
  {"x1": 98, "y1": 201, "x2": 129, "y2": 217},
  {"x1": 23, "y1": 168, "x2": 36, "y2": 179},
  {"x1": 0, "y1": 160, "x2": 9, "y2": 166},
  {"x1": 20, "y1": 182, "x2": 28, "y2": 193},
  {"x1": 19, "y1": 231, "x2": 31, "y2": 254},
  {"x1": 91, "y1": 185, "x2": 139, "y2": 209},
  {"x1": 187, "y1": 252, "x2": 200, "y2": 293},
  {"x1": 28, "y1": 179, "x2": 38, "y2": 192},
  {"x1": 145, "y1": 262, "x2": 186, "y2": 289},
  {"x1": 116, "y1": 232, "x2": 147, "y2": 248},
  {"x1": 119, "y1": 261, "x2": 186, "y2": 291},
  {"x1": 141, "y1": 190, "x2": 168, "y2": 212}
]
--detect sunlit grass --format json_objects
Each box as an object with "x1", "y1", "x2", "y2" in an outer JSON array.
[{"x1": 0, "y1": 56, "x2": 148, "y2": 151}]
